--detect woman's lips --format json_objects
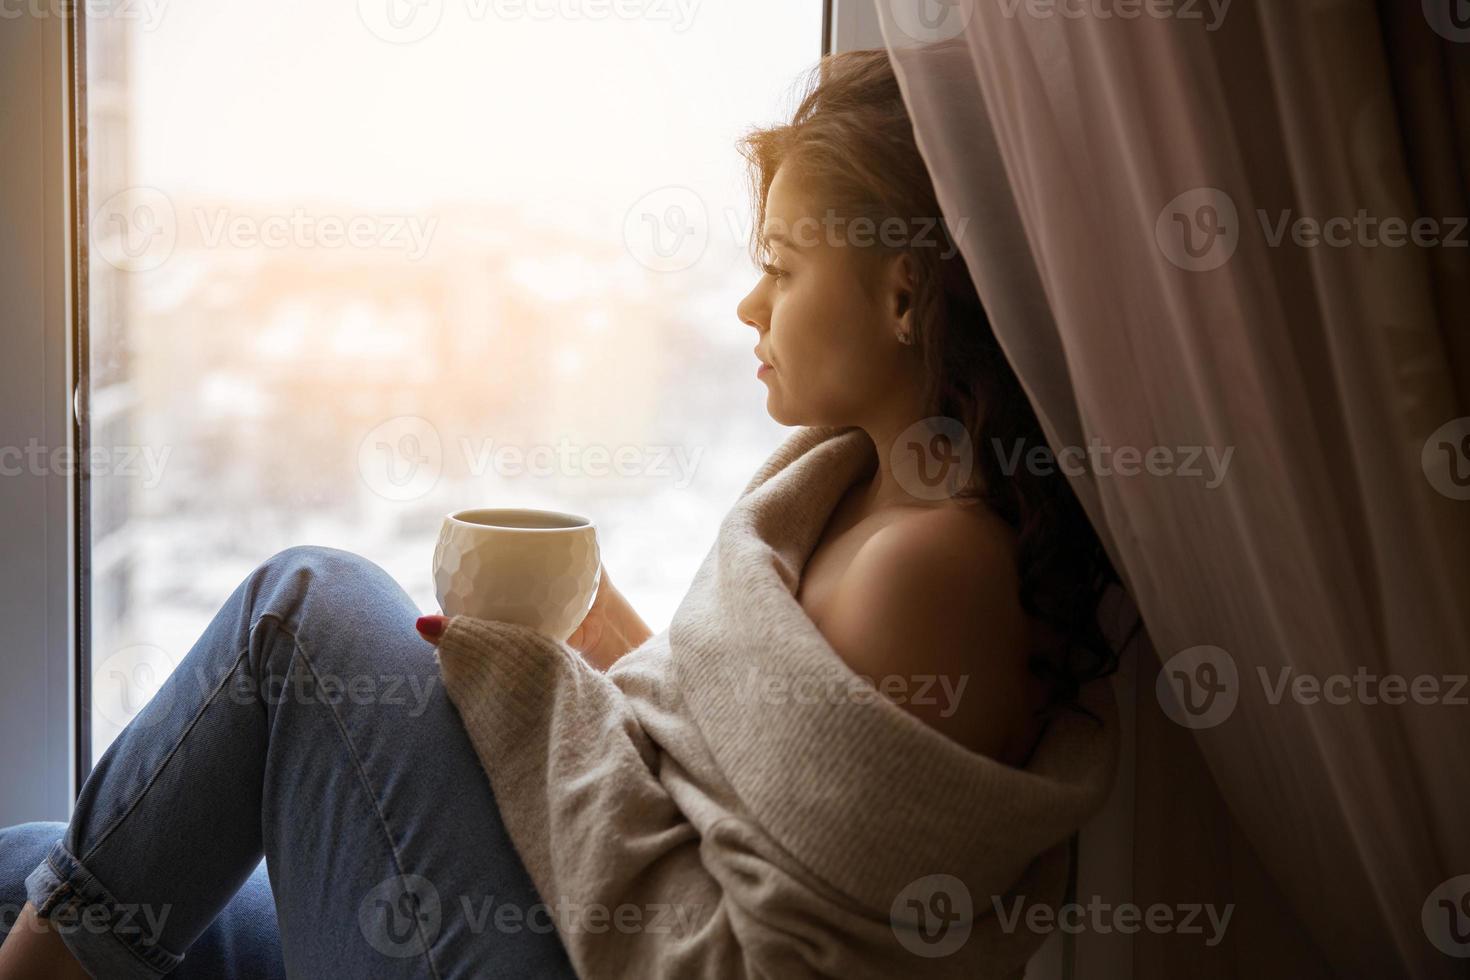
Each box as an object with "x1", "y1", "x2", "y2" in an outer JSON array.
[{"x1": 754, "y1": 347, "x2": 773, "y2": 378}]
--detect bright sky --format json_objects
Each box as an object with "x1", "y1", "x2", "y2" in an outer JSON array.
[{"x1": 130, "y1": 0, "x2": 824, "y2": 212}]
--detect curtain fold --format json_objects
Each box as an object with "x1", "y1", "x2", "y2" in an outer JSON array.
[{"x1": 877, "y1": 2, "x2": 1470, "y2": 976}]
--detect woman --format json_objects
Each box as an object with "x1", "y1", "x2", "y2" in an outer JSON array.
[{"x1": 0, "y1": 50, "x2": 1124, "y2": 978}]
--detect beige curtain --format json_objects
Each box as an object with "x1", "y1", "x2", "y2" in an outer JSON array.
[{"x1": 876, "y1": 2, "x2": 1470, "y2": 977}]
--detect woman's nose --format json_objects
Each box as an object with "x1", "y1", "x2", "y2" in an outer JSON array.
[{"x1": 736, "y1": 285, "x2": 765, "y2": 332}]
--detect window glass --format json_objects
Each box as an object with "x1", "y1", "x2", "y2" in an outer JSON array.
[{"x1": 85, "y1": 0, "x2": 815, "y2": 760}]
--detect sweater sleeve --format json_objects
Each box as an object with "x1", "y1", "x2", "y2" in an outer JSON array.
[{"x1": 433, "y1": 615, "x2": 869, "y2": 980}]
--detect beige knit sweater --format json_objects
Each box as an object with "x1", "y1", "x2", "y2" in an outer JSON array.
[{"x1": 435, "y1": 425, "x2": 1119, "y2": 979}]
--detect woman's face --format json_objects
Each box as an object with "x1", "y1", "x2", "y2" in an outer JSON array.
[{"x1": 736, "y1": 165, "x2": 916, "y2": 427}]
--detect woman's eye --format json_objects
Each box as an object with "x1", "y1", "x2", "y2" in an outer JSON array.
[{"x1": 761, "y1": 262, "x2": 787, "y2": 279}]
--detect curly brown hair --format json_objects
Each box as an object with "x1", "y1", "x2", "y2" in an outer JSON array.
[{"x1": 737, "y1": 49, "x2": 1130, "y2": 715}]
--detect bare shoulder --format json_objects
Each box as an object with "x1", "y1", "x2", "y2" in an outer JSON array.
[{"x1": 815, "y1": 503, "x2": 1043, "y2": 763}]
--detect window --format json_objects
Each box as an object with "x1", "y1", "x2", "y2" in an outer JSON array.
[{"x1": 81, "y1": 1, "x2": 827, "y2": 764}]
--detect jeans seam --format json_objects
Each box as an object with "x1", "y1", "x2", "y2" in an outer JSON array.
[
  {"x1": 39, "y1": 861, "x2": 72, "y2": 909},
  {"x1": 255, "y1": 612, "x2": 446, "y2": 980},
  {"x1": 79, "y1": 645, "x2": 253, "y2": 867},
  {"x1": 42, "y1": 847, "x2": 180, "y2": 976}
]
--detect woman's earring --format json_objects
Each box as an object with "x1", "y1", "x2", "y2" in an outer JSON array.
[{"x1": 897, "y1": 329, "x2": 914, "y2": 346}]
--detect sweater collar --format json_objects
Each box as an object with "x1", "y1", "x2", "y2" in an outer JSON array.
[{"x1": 672, "y1": 425, "x2": 1119, "y2": 913}]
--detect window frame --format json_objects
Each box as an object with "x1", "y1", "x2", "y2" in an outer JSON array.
[
  {"x1": 828, "y1": 0, "x2": 884, "y2": 51},
  {"x1": 0, "y1": 6, "x2": 85, "y2": 823}
]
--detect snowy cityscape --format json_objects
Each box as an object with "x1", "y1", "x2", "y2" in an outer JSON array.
[{"x1": 85, "y1": 2, "x2": 815, "y2": 757}]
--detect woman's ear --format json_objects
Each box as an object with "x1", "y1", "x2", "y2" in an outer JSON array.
[{"x1": 890, "y1": 253, "x2": 917, "y2": 345}]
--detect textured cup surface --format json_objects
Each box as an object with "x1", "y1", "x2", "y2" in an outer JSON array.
[{"x1": 433, "y1": 508, "x2": 601, "y2": 642}]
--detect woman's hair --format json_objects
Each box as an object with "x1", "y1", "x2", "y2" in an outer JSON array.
[{"x1": 737, "y1": 49, "x2": 1129, "y2": 715}]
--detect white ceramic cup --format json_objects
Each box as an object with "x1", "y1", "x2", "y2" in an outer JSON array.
[{"x1": 432, "y1": 507, "x2": 602, "y2": 642}]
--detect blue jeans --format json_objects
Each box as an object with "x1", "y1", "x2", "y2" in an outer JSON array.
[{"x1": 0, "y1": 546, "x2": 575, "y2": 979}]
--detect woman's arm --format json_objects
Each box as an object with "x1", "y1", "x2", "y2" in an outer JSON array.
[
  {"x1": 814, "y1": 507, "x2": 1042, "y2": 764},
  {"x1": 565, "y1": 568, "x2": 654, "y2": 671},
  {"x1": 419, "y1": 615, "x2": 867, "y2": 980}
]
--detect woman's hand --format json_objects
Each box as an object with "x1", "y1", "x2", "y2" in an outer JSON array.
[
  {"x1": 566, "y1": 569, "x2": 653, "y2": 671},
  {"x1": 414, "y1": 566, "x2": 652, "y2": 672}
]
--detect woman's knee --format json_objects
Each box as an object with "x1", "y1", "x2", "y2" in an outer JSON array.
[
  {"x1": 0, "y1": 822, "x2": 65, "y2": 932},
  {"x1": 248, "y1": 546, "x2": 414, "y2": 635},
  {"x1": 257, "y1": 545, "x2": 395, "y2": 596},
  {"x1": 0, "y1": 822, "x2": 64, "y2": 877},
  {"x1": 245, "y1": 547, "x2": 434, "y2": 708}
]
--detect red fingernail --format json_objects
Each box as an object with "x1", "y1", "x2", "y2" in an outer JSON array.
[{"x1": 416, "y1": 615, "x2": 445, "y2": 639}]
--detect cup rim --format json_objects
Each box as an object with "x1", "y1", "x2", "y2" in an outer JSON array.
[{"x1": 446, "y1": 507, "x2": 595, "y2": 532}]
